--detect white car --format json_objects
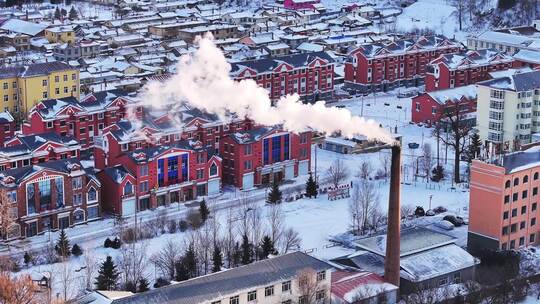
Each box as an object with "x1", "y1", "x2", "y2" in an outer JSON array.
[{"x1": 434, "y1": 220, "x2": 455, "y2": 230}]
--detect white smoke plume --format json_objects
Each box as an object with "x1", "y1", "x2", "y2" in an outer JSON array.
[{"x1": 140, "y1": 35, "x2": 393, "y2": 143}]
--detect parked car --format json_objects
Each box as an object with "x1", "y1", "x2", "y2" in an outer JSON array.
[
  {"x1": 443, "y1": 215, "x2": 465, "y2": 227},
  {"x1": 433, "y1": 206, "x2": 447, "y2": 214},
  {"x1": 426, "y1": 209, "x2": 435, "y2": 216},
  {"x1": 434, "y1": 220, "x2": 454, "y2": 230}
]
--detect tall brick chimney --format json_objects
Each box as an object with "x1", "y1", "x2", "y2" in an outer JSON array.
[{"x1": 384, "y1": 144, "x2": 401, "y2": 286}]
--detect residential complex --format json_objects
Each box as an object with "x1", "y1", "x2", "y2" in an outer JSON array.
[
  {"x1": 469, "y1": 151, "x2": 540, "y2": 253},
  {"x1": 0, "y1": 62, "x2": 80, "y2": 114},
  {"x1": 476, "y1": 70, "x2": 540, "y2": 152}
]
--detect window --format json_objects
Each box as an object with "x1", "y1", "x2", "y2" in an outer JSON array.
[
  {"x1": 282, "y1": 281, "x2": 291, "y2": 292},
  {"x1": 121, "y1": 144, "x2": 128, "y2": 151},
  {"x1": 534, "y1": 187, "x2": 538, "y2": 196},
  {"x1": 535, "y1": 172, "x2": 539, "y2": 180},
  {"x1": 244, "y1": 144, "x2": 252, "y2": 155},
  {"x1": 42, "y1": 79, "x2": 47, "y2": 86},
  {"x1": 73, "y1": 193, "x2": 82, "y2": 205},
  {"x1": 522, "y1": 206, "x2": 527, "y2": 215},
  {"x1": 519, "y1": 236, "x2": 525, "y2": 246},
  {"x1": 513, "y1": 193, "x2": 518, "y2": 202},
  {"x1": 196, "y1": 169, "x2": 204, "y2": 179},
  {"x1": 510, "y1": 240, "x2": 515, "y2": 249},
  {"x1": 514, "y1": 178, "x2": 519, "y2": 186},
  {"x1": 523, "y1": 190, "x2": 528, "y2": 199},
  {"x1": 265, "y1": 286, "x2": 274, "y2": 297},
  {"x1": 140, "y1": 165, "x2": 148, "y2": 176},
  {"x1": 317, "y1": 271, "x2": 326, "y2": 281},
  {"x1": 247, "y1": 291, "x2": 257, "y2": 302},
  {"x1": 229, "y1": 296, "x2": 239, "y2": 304},
  {"x1": 87, "y1": 187, "x2": 97, "y2": 202},
  {"x1": 531, "y1": 234, "x2": 536, "y2": 243},
  {"x1": 524, "y1": 175, "x2": 529, "y2": 183},
  {"x1": 139, "y1": 181, "x2": 148, "y2": 193},
  {"x1": 502, "y1": 226, "x2": 508, "y2": 235},
  {"x1": 512, "y1": 208, "x2": 517, "y2": 217},
  {"x1": 503, "y1": 211, "x2": 509, "y2": 219},
  {"x1": 124, "y1": 182, "x2": 133, "y2": 195},
  {"x1": 505, "y1": 180, "x2": 511, "y2": 188},
  {"x1": 298, "y1": 296, "x2": 307, "y2": 304},
  {"x1": 511, "y1": 223, "x2": 517, "y2": 233},
  {"x1": 532, "y1": 218, "x2": 536, "y2": 226},
  {"x1": 72, "y1": 177, "x2": 82, "y2": 190},
  {"x1": 504, "y1": 195, "x2": 510, "y2": 204},
  {"x1": 316, "y1": 290, "x2": 326, "y2": 301},
  {"x1": 520, "y1": 221, "x2": 526, "y2": 230},
  {"x1": 533, "y1": 203, "x2": 538, "y2": 211},
  {"x1": 210, "y1": 163, "x2": 218, "y2": 176},
  {"x1": 87, "y1": 205, "x2": 99, "y2": 219}
]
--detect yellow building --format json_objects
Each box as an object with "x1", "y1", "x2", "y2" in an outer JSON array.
[
  {"x1": 45, "y1": 26, "x2": 76, "y2": 44},
  {"x1": 0, "y1": 62, "x2": 80, "y2": 114}
]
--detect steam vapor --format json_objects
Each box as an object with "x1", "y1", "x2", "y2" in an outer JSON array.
[{"x1": 141, "y1": 35, "x2": 392, "y2": 143}]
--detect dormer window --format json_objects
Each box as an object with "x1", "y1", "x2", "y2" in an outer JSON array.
[
  {"x1": 210, "y1": 162, "x2": 218, "y2": 176},
  {"x1": 124, "y1": 181, "x2": 133, "y2": 195}
]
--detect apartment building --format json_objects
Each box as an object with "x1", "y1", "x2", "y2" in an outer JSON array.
[
  {"x1": 219, "y1": 127, "x2": 311, "y2": 189},
  {"x1": 476, "y1": 70, "x2": 540, "y2": 152},
  {"x1": 469, "y1": 151, "x2": 540, "y2": 253},
  {"x1": 230, "y1": 51, "x2": 335, "y2": 102},
  {"x1": 0, "y1": 158, "x2": 101, "y2": 240},
  {"x1": 78, "y1": 251, "x2": 332, "y2": 304},
  {"x1": 44, "y1": 26, "x2": 77, "y2": 44},
  {"x1": 344, "y1": 35, "x2": 462, "y2": 92},
  {"x1": 425, "y1": 49, "x2": 515, "y2": 92},
  {"x1": 467, "y1": 30, "x2": 540, "y2": 55},
  {"x1": 0, "y1": 62, "x2": 80, "y2": 114}
]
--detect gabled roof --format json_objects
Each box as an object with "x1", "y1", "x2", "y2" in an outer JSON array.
[
  {"x1": 0, "y1": 18, "x2": 47, "y2": 36},
  {"x1": 0, "y1": 61, "x2": 74, "y2": 79},
  {"x1": 434, "y1": 49, "x2": 513, "y2": 70},
  {"x1": 103, "y1": 165, "x2": 134, "y2": 184},
  {"x1": 478, "y1": 70, "x2": 540, "y2": 92},
  {"x1": 1, "y1": 132, "x2": 78, "y2": 157},
  {"x1": 0, "y1": 158, "x2": 84, "y2": 184},
  {"x1": 424, "y1": 85, "x2": 477, "y2": 105},
  {"x1": 230, "y1": 51, "x2": 334, "y2": 75},
  {"x1": 228, "y1": 127, "x2": 275, "y2": 144}
]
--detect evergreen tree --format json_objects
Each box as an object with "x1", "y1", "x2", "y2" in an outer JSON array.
[
  {"x1": 232, "y1": 242, "x2": 241, "y2": 267},
  {"x1": 212, "y1": 245, "x2": 222, "y2": 272},
  {"x1": 69, "y1": 6, "x2": 78, "y2": 20},
  {"x1": 174, "y1": 260, "x2": 189, "y2": 281},
  {"x1": 112, "y1": 237, "x2": 122, "y2": 249},
  {"x1": 241, "y1": 234, "x2": 252, "y2": 265},
  {"x1": 55, "y1": 229, "x2": 71, "y2": 257},
  {"x1": 104, "y1": 238, "x2": 112, "y2": 248},
  {"x1": 266, "y1": 181, "x2": 282, "y2": 204},
  {"x1": 54, "y1": 7, "x2": 61, "y2": 19},
  {"x1": 23, "y1": 251, "x2": 32, "y2": 266},
  {"x1": 71, "y1": 244, "x2": 83, "y2": 256},
  {"x1": 61, "y1": 8, "x2": 67, "y2": 18},
  {"x1": 95, "y1": 256, "x2": 120, "y2": 291},
  {"x1": 468, "y1": 133, "x2": 481, "y2": 162},
  {"x1": 259, "y1": 235, "x2": 277, "y2": 260},
  {"x1": 184, "y1": 244, "x2": 198, "y2": 278},
  {"x1": 305, "y1": 173, "x2": 317, "y2": 198},
  {"x1": 137, "y1": 278, "x2": 149, "y2": 293},
  {"x1": 199, "y1": 199, "x2": 210, "y2": 222},
  {"x1": 65, "y1": 0, "x2": 72, "y2": 5}
]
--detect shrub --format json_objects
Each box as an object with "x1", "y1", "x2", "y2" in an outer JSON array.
[
  {"x1": 153, "y1": 277, "x2": 171, "y2": 288},
  {"x1": 186, "y1": 210, "x2": 203, "y2": 229},
  {"x1": 167, "y1": 219, "x2": 177, "y2": 233},
  {"x1": 104, "y1": 238, "x2": 113, "y2": 248},
  {"x1": 414, "y1": 206, "x2": 425, "y2": 217},
  {"x1": 178, "y1": 220, "x2": 188, "y2": 232}
]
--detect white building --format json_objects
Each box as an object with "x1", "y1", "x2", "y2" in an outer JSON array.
[{"x1": 476, "y1": 70, "x2": 540, "y2": 152}]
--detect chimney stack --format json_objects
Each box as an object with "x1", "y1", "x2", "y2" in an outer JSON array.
[{"x1": 384, "y1": 144, "x2": 401, "y2": 287}]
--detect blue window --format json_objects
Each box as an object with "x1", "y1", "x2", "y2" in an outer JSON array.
[
  {"x1": 272, "y1": 136, "x2": 281, "y2": 163},
  {"x1": 158, "y1": 159, "x2": 165, "y2": 187},
  {"x1": 38, "y1": 180, "x2": 51, "y2": 209},
  {"x1": 263, "y1": 138, "x2": 270, "y2": 165},
  {"x1": 283, "y1": 134, "x2": 290, "y2": 160},
  {"x1": 55, "y1": 177, "x2": 64, "y2": 208},
  {"x1": 181, "y1": 154, "x2": 188, "y2": 181},
  {"x1": 26, "y1": 184, "x2": 35, "y2": 214},
  {"x1": 168, "y1": 156, "x2": 178, "y2": 183}
]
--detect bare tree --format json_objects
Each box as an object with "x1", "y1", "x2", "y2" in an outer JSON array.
[
  {"x1": 150, "y1": 240, "x2": 181, "y2": 279},
  {"x1": 433, "y1": 99, "x2": 472, "y2": 184},
  {"x1": 224, "y1": 207, "x2": 237, "y2": 268},
  {"x1": 248, "y1": 205, "x2": 263, "y2": 256},
  {"x1": 56, "y1": 257, "x2": 75, "y2": 302},
  {"x1": 119, "y1": 241, "x2": 148, "y2": 289},
  {"x1": 326, "y1": 159, "x2": 349, "y2": 188},
  {"x1": 197, "y1": 219, "x2": 214, "y2": 274},
  {"x1": 420, "y1": 143, "x2": 434, "y2": 181},
  {"x1": 267, "y1": 203, "x2": 285, "y2": 247},
  {"x1": 0, "y1": 189, "x2": 17, "y2": 243},
  {"x1": 379, "y1": 152, "x2": 391, "y2": 182},
  {"x1": 349, "y1": 180, "x2": 380, "y2": 235},
  {"x1": 0, "y1": 271, "x2": 41, "y2": 304},
  {"x1": 236, "y1": 193, "x2": 255, "y2": 237},
  {"x1": 279, "y1": 228, "x2": 301, "y2": 254},
  {"x1": 296, "y1": 268, "x2": 325, "y2": 304},
  {"x1": 357, "y1": 161, "x2": 371, "y2": 180},
  {"x1": 81, "y1": 247, "x2": 98, "y2": 291},
  {"x1": 451, "y1": 0, "x2": 466, "y2": 30}
]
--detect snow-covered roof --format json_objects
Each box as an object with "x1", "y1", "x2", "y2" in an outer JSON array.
[
  {"x1": 425, "y1": 85, "x2": 477, "y2": 105},
  {"x1": 514, "y1": 49, "x2": 540, "y2": 64},
  {"x1": 325, "y1": 136, "x2": 357, "y2": 147},
  {"x1": 0, "y1": 19, "x2": 47, "y2": 36}
]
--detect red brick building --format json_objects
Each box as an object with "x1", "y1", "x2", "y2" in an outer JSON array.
[
  {"x1": 0, "y1": 158, "x2": 101, "y2": 239},
  {"x1": 0, "y1": 111, "x2": 15, "y2": 145},
  {"x1": 220, "y1": 127, "x2": 311, "y2": 189},
  {"x1": 0, "y1": 132, "x2": 81, "y2": 171},
  {"x1": 22, "y1": 89, "x2": 136, "y2": 154},
  {"x1": 411, "y1": 85, "x2": 477, "y2": 126},
  {"x1": 98, "y1": 143, "x2": 222, "y2": 216},
  {"x1": 230, "y1": 51, "x2": 335, "y2": 103},
  {"x1": 425, "y1": 49, "x2": 515, "y2": 92},
  {"x1": 344, "y1": 35, "x2": 462, "y2": 92}
]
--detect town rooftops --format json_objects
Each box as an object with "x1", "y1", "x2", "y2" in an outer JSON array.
[
  {"x1": 349, "y1": 35, "x2": 459, "y2": 59},
  {"x1": 82, "y1": 251, "x2": 330, "y2": 304},
  {"x1": 229, "y1": 51, "x2": 334, "y2": 75},
  {"x1": 0, "y1": 61, "x2": 74, "y2": 79},
  {"x1": 1, "y1": 132, "x2": 78, "y2": 156},
  {"x1": 0, "y1": 18, "x2": 47, "y2": 36},
  {"x1": 0, "y1": 158, "x2": 86, "y2": 185},
  {"x1": 477, "y1": 70, "x2": 540, "y2": 92},
  {"x1": 424, "y1": 84, "x2": 477, "y2": 105},
  {"x1": 472, "y1": 30, "x2": 540, "y2": 49},
  {"x1": 435, "y1": 48, "x2": 514, "y2": 70}
]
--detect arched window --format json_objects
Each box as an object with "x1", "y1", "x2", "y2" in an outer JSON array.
[
  {"x1": 505, "y1": 180, "x2": 511, "y2": 188},
  {"x1": 210, "y1": 162, "x2": 218, "y2": 176},
  {"x1": 73, "y1": 209, "x2": 85, "y2": 224},
  {"x1": 514, "y1": 178, "x2": 519, "y2": 186},
  {"x1": 524, "y1": 175, "x2": 529, "y2": 183},
  {"x1": 124, "y1": 181, "x2": 133, "y2": 195},
  {"x1": 535, "y1": 172, "x2": 539, "y2": 180},
  {"x1": 87, "y1": 187, "x2": 97, "y2": 202}
]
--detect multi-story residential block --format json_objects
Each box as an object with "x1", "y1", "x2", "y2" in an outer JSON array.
[
  {"x1": 344, "y1": 35, "x2": 462, "y2": 92},
  {"x1": 425, "y1": 49, "x2": 515, "y2": 92},
  {"x1": 98, "y1": 143, "x2": 222, "y2": 216},
  {"x1": 22, "y1": 90, "x2": 134, "y2": 153},
  {"x1": 284, "y1": 0, "x2": 321, "y2": 10},
  {"x1": 411, "y1": 85, "x2": 477, "y2": 126},
  {"x1": 0, "y1": 158, "x2": 101, "y2": 239},
  {"x1": 467, "y1": 30, "x2": 540, "y2": 55},
  {"x1": 53, "y1": 40, "x2": 102, "y2": 61},
  {"x1": 230, "y1": 51, "x2": 335, "y2": 102},
  {"x1": 469, "y1": 151, "x2": 540, "y2": 253},
  {"x1": 79, "y1": 251, "x2": 332, "y2": 304},
  {"x1": 0, "y1": 62, "x2": 80, "y2": 114},
  {"x1": 513, "y1": 49, "x2": 540, "y2": 69},
  {"x1": 0, "y1": 111, "x2": 15, "y2": 144},
  {"x1": 1, "y1": 33, "x2": 30, "y2": 51},
  {"x1": 476, "y1": 70, "x2": 540, "y2": 152},
  {"x1": 45, "y1": 26, "x2": 77, "y2": 44},
  {"x1": 177, "y1": 24, "x2": 240, "y2": 43},
  {"x1": 220, "y1": 127, "x2": 311, "y2": 189},
  {"x1": 0, "y1": 132, "x2": 80, "y2": 171}
]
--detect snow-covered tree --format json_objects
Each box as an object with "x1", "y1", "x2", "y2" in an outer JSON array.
[{"x1": 327, "y1": 159, "x2": 349, "y2": 187}]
